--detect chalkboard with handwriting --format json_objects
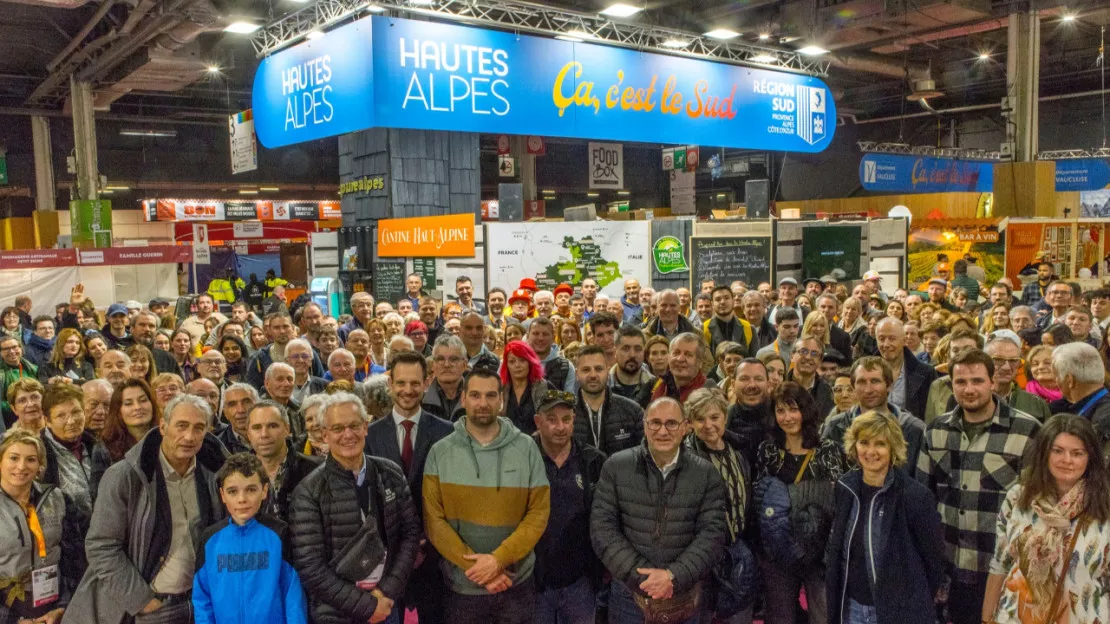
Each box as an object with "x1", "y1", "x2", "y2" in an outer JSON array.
[
  {"x1": 372, "y1": 261, "x2": 406, "y2": 306},
  {"x1": 689, "y1": 236, "x2": 772, "y2": 289}
]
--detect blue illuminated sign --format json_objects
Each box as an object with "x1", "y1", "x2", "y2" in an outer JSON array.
[
  {"x1": 253, "y1": 16, "x2": 837, "y2": 152},
  {"x1": 859, "y1": 153, "x2": 993, "y2": 193},
  {"x1": 1055, "y1": 159, "x2": 1110, "y2": 191}
]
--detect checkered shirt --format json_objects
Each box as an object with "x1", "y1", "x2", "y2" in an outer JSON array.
[{"x1": 915, "y1": 398, "x2": 1041, "y2": 583}]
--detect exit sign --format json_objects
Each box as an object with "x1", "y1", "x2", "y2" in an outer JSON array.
[{"x1": 0, "y1": 155, "x2": 7, "y2": 185}]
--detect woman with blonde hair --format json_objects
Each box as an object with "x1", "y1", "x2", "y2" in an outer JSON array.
[
  {"x1": 38, "y1": 327, "x2": 95, "y2": 386},
  {"x1": 826, "y1": 411, "x2": 945, "y2": 624},
  {"x1": 803, "y1": 310, "x2": 831, "y2": 347},
  {"x1": 125, "y1": 344, "x2": 158, "y2": 386},
  {"x1": 983, "y1": 414, "x2": 1110, "y2": 623},
  {"x1": 981, "y1": 303, "x2": 1012, "y2": 334}
]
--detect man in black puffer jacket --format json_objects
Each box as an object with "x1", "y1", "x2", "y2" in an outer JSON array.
[
  {"x1": 573, "y1": 345, "x2": 644, "y2": 455},
  {"x1": 591, "y1": 397, "x2": 727, "y2": 622},
  {"x1": 289, "y1": 392, "x2": 421, "y2": 624}
]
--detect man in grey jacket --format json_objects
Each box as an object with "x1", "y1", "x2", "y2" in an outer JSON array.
[{"x1": 63, "y1": 394, "x2": 227, "y2": 624}]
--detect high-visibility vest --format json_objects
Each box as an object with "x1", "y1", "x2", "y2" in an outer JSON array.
[{"x1": 207, "y1": 279, "x2": 235, "y2": 303}]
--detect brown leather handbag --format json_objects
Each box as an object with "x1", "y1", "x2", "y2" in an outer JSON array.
[{"x1": 633, "y1": 582, "x2": 702, "y2": 624}]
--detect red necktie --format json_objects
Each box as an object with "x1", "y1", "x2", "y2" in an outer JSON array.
[{"x1": 400, "y1": 420, "x2": 415, "y2": 473}]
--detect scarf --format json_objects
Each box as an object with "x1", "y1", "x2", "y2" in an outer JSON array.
[
  {"x1": 1016, "y1": 479, "x2": 1087, "y2": 611},
  {"x1": 653, "y1": 371, "x2": 707, "y2": 403},
  {"x1": 1025, "y1": 379, "x2": 1064, "y2": 403}
]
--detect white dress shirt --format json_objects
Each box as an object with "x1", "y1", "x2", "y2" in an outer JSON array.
[{"x1": 392, "y1": 408, "x2": 422, "y2": 452}]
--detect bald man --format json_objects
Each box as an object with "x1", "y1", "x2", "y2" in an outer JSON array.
[
  {"x1": 621, "y1": 278, "x2": 643, "y2": 325},
  {"x1": 874, "y1": 317, "x2": 938, "y2": 419}
]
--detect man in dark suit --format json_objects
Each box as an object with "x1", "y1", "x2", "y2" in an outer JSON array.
[{"x1": 365, "y1": 350, "x2": 453, "y2": 624}]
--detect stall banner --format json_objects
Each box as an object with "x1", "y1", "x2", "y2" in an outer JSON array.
[
  {"x1": 145, "y1": 199, "x2": 337, "y2": 222},
  {"x1": 0, "y1": 249, "x2": 77, "y2": 270},
  {"x1": 377, "y1": 213, "x2": 476, "y2": 257},
  {"x1": 589, "y1": 143, "x2": 623, "y2": 189},
  {"x1": 1005, "y1": 221, "x2": 1076, "y2": 286},
  {"x1": 70, "y1": 199, "x2": 113, "y2": 248},
  {"x1": 1055, "y1": 159, "x2": 1110, "y2": 192},
  {"x1": 859, "y1": 154, "x2": 993, "y2": 193},
  {"x1": 77, "y1": 245, "x2": 193, "y2": 266},
  {"x1": 907, "y1": 221, "x2": 1004, "y2": 291},
  {"x1": 229, "y1": 110, "x2": 259, "y2": 174},
  {"x1": 253, "y1": 16, "x2": 837, "y2": 152}
]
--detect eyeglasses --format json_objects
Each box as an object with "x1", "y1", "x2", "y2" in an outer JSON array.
[
  {"x1": 409, "y1": 332, "x2": 427, "y2": 338},
  {"x1": 794, "y1": 348, "x2": 821, "y2": 359},
  {"x1": 0, "y1": 345, "x2": 19, "y2": 353},
  {"x1": 991, "y1": 356, "x2": 1022, "y2": 368},
  {"x1": 327, "y1": 421, "x2": 367, "y2": 435},
  {"x1": 286, "y1": 353, "x2": 312, "y2": 361},
  {"x1": 434, "y1": 356, "x2": 466, "y2": 365},
  {"x1": 646, "y1": 420, "x2": 685, "y2": 432}
]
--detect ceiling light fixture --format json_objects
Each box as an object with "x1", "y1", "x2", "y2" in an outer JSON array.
[
  {"x1": 259, "y1": 187, "x2": 280, "y2": 192},
  {"x1": 119, "y1": 129, "x2": 177, "y2": 138},
  {"x1": 661, "y1": 39, "x2": 690, "y2": 48},
  {"x1": 408, "y1": 0, "x2": 435, "y2": 5},
  {"x1": 618, "y1": 191, "x2": 631, "y2": 195},
  {"x1": 555, "y1": 34, "x2": 583, "y2": 42},
  {"x1": 704, "y1": 28, "x2": 740, "y2": 40},
  {"x1": 797, "y1": 45, "x2": 829, "y2": 56},
  {"x1": 977, "y1": 51, "x2": 990, "y2": 61},
  {"x1": 1061, "y1": 13, "x2": 1077, "y2": 22},
  {"x1": 206, "y1": 65, "x2": 220, "y2": 74},
  {"x1": 239, "y1": 189, "x2": 259, "y2": 195},
  {"x1": 306, "y1": 30, "x2": 325, "y2": 40},
  {"x1": 364, "y1": 4, "x2": 385, "y2": 11},
  {"x1": 751, "y1": 53, "x2": 777, "y2": 63},
  {"x1": 600, "y1": 3, "x2": 642, "y2": 18},
  {"x1": 758, "y1": 32, "x2": 771, "y2": 41},
  {"x1": 224, "y1": 21, "x2": 261, "y2": 34}
]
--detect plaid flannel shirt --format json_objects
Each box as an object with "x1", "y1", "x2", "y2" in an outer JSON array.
[
  {"x1": 1021, "y1": 280, "x2": 1046, "y2": 307},
  {"x1": 915, "y1": 398, "x2": 1041, "y2": 584}
]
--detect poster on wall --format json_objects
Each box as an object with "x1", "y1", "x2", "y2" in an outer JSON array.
[
  {"x1": 589, "y1": 143, "x2": 624, "y2": 189},
  {"x1": 486, "y1": 221, "x2": 650, "y2": 297},
  {"x1": 908, "y1": 220, "x2": 1005, "y2": 292},
  {"x1": 1080, "y1": 189, "x2": 1110, "y2": 217},
  {"x1": 229, "y1": 110, "x2": 258, "y2": 174},
  {"x1": 1005, "y1": 221, "x2": 1074, "y2": 287}
]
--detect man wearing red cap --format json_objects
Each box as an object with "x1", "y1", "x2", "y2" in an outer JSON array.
[{"x1": 553, "y1": 283, "x2": 574, "y2": 319}]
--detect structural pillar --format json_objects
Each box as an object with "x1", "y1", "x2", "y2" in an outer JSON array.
[
  {"x1": 1006, "y1": 9, "x2": 1040, "y2": 162},
  {"x1": 30, "y1": 116, "x2": 55, "y2": 212},
  {"x1": 70, "y1": 77, "x2": 99, "y2": 201},
  {"x1": 511, "y1": 135, "x2": 537, "y2": 201}
]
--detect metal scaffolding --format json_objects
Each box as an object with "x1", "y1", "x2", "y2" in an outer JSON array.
[
  {"x1": 1037, "y1": 148, "x2": 1110, "y2": 160},
  {"x1": 856, "y1": 141, "x2": 1001, "y2": 161},
  {"x1": 249, "y1": 0, "x2": 830, "y2": 76}
]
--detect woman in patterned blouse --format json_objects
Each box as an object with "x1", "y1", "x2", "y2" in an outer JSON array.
[{"x1": 983, "y1": 414, "x2": 1110, "y2": 624}]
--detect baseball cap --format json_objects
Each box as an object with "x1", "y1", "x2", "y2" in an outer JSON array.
[
  {"x1": 863, "y1": 270, "x2": 882, "y2": 281},
  {"x1": 537, "y1": 389, "x2": 576, "y2": 413},
  {"x1": 802, "y1": 277, "x2": 822, "y2": 286},
  {"x1": 778, "y1": 277, "x2": 798, "y2": 287},
  {"x1": 149, "y1": 297, "x2": 169, "y2": 308},
  {"x1": 928, "y1": 277, "x2": 948, "y2": 287},
  {"x1": 125, "y1": 300, "x2": 142, "y2": 311},
  {"x1": 107, "y1": 303, "x2": 128, "y2": 318},
  {"x1": 987, "y1": 329, "x2": 1022, "y2": 350},
  {"x1": 820, "y1": 275, "x2": 838, "y2": 285}
]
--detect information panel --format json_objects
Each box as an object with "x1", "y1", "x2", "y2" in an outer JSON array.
[
  {"x1": 689, "y1": 236, "x2": 772, "y2": 289},
  {"x1": 371, "y1": 261, "x2": 406, "y2": 305}
]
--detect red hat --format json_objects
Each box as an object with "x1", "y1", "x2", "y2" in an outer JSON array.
[
  {"x1": 553, "y1": 283, "x2": 574, "y2": 297},
  {"x1": 519, "y1": 278, "x2": 538, "y2": 292},
  {"x1": 509, "y1": 289, "x2": 532, "y2": 305},
  {"x1": 404, "y1": 320, "x2": 428, "y2": 336}
]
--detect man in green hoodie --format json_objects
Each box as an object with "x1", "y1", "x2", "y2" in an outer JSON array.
[{"x1": 423, "y1": 367, "x2": 551, "y2": 624}]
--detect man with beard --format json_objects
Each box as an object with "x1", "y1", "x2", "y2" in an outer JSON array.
[
  {"x1": 366, "y1": 351, "x2": 454, "y2": 624},
  {"x1": 131, "y1": 311, "x2": 183, "y2": 376},
  {"x1": 246, "y1": 312, "x2": 323, "y2": 390},
  {"x1": 821, "y1": 356, "x2": 925, "y2": 470},
  {"x1": 216, "y1": 383, "x2": 257, "y2": 454},
  {"x1": 574, "y1": 345, "x2": 644, "y2": 455},
  {"x1": 609, "y1": 326, "x2": 656, "y2": 409},
  {"x1": 816, "y1": 294, "x2": 853, "y2": 362},
  {"x1": 484, "y1": 288, "x2": 508, "y2": 331},
  {"x1": 419, "y1": 297, "x2": 445, "y2": 346},
  {"x1": 179, "y1": 293, "x2": 227, "y2": 343},
  {"x1": 704, "y1": 287, "x2": 755, "y2": 356},
  {"x1": 455, "y1": 276, "x2": 484, "y2": 315},
  {"x1": 643, "y1": 289, "x2": 696, "y2": 340},
  {"x1": 917, "y1": 350, "x2": 1040, "y2": 624},
  {"x1": 423, "y1": 368, "x2": 551, "y2": 622},
  {"x1": 727, "y1": 358, "x2": 773, "y2": 464},
  {"x1": 97, "y1": 350, "x2": 132, "y2": 388},
  {"x1": 803, "y1": 277, "x2": 824, "y2": 301}
]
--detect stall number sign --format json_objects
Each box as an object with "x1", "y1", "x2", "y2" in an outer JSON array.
[{"x1": 589, "y1": 142, "x2": 623, "y2": 189}]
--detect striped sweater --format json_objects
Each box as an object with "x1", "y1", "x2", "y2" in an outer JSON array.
[{"x1": 423, "y1": 416, "x2": 551, "y2": 595}]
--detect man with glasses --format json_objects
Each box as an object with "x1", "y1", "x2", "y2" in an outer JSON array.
[
  {"x1": 290, "y1": 392, "x2": 422, "y2": 624},
  {"x1": 246, "y1": 311, "x2": 324, "y2": 390},
  {"x1": 423, "y1": 335, "x2": 468, "y2": 421},
  {"x1": 195, "y1": 349, "x2": 228, "y2": 390},
  {"x1": 784, "y1": 335, "x2": 836, "y2": 418},
  {"x1": 822, "y1": 356, "x2": 926, "y2": 470},
  {"x1": 591, "y1": 397, "x2": 725, "y2": 624},
  {"x1": 0, "y1": 335, "x2": 36, "y2": 417},
  {"x1": 366, "y1": 351, "x2": 454, "y2": 624},
  {"x1": 1037, "y1": 280, "x2": 1075, "y2": 330},
  {"x1": 423, "y1": 368, "x2": 551, "y2": 623},
  {"x1": 339, "y1": 291, "x2": 375, "y2": 342},
  {"x1": 1008, "y1": 305, "x2": 1036, "y2": 334},
  {"x1": 983, "y1": 331, "x2": 1050, "y2": 420},
  {"x1": 284, "y1": 338, "x2": 327, "y2": 404}
]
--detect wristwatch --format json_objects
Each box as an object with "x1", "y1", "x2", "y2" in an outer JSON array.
[{"x1": 665, "y1": 570, "x2": 674, "y2": 581}]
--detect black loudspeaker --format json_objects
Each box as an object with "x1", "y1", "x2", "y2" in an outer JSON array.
[
  {"x1": 499, "y1": 183, "x2": 523, "y2": 222},
  {"x1": 746, "y1": 179, "x2": 770, "y2": 218}
]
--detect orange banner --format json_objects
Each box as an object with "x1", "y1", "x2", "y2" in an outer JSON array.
[{"x1": 377, "y1": 214, "x2": 475, "y2": 257}]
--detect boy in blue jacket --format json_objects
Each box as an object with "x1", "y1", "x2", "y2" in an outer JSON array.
[{"x1": 193, "y1": 452, "x2": 308, "y2": 624}]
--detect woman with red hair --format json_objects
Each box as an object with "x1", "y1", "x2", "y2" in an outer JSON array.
[{"x1": 499, "y1": 340, "x2": 552, "y2": 435}]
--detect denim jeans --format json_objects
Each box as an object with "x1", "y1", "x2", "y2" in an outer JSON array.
[
  {"x1": 445, "y1": 577, "x2": 535, "y2": 624},
  {"x1": 844, "y1": 599, "x2": 878, "y2": 624},
  {"x1": 534, "y1": 577, "x2": 596, "y2": 624},
  {"x1": 948, "y1": 577, "x2": 988, "y2": 624},
  {"x1": 607, "y1": 580, "x2": 702, "y2": 624}
]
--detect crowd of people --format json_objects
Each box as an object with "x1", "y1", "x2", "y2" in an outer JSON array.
[{"x1": 0, "y1": 258, "x2": 1107, "y2": 624}]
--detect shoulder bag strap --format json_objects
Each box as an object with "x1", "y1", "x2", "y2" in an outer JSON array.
[
  {"x1": 1045, "y1": 515, "x2": 1089, "y2": 624},
  {"x1": 794, "y1": 449, "x2": 815, "y2": 484}
]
